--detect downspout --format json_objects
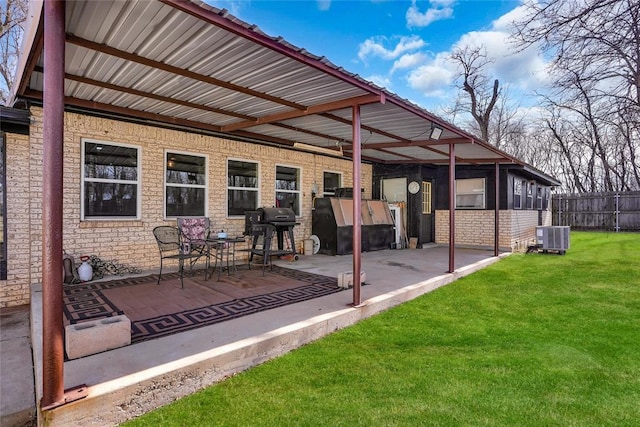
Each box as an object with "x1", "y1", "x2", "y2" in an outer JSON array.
[
  {"x1": 352, "y1": 105, "x2": 362, "y2": 306},
  {"x1": 494, "y1": 163, "x2": 500, "y2": 257},
  {"x1": 41, "y1": 0, "x2": 66, "y2": 409},
  {"x1": 448, "y1": 143, "x2": 455, "y2": 273}
]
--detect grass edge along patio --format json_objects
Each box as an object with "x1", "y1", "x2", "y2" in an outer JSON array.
[{"x1": 125, "y1": 231, "x2": 640, "y2": 427}]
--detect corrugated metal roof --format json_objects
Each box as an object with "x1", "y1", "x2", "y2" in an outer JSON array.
[{"x1": 13, "y1": 0, "x2": 543, "y2": 168}]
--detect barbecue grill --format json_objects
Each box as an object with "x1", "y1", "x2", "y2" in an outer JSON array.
[{"x1": 244, "y1": 208, "x2": 297, "y2": 272}]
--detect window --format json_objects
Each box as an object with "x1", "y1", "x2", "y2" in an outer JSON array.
[
  {"x1": 536, "y1": 186, "x2": 543, "y2": 210},
  {"x1": 323, "y1": 171, "x2": 341, "y2": 197},
  {"x1": 228, "y1": 159, "x2": 259, "y2": 216},
  {"x1": 514, "y1": 178, "x2": 523, "y2": 209},
  {"x1": 527, "y1": 182, "x2": 534, "y2": 209},
  {"x1": 165, "y1": 151, "x2": 207, "y2": 218},
  {"x1": 455, "y1": 178, "x2": 485, "y2": 209},
  {"x1": 82, "y1": 139, "x2": 140, "y2": 219},
  {"x1": 422, "y1": 181, "x2": 432, "y2": 214},
  {"x1": 276, "y1": 165, "x2": 301, "y2": 216}
]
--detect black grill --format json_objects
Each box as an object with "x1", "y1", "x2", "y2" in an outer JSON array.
[
  {"x1": 244, "y1": 208, "x2": 297, "y2": 257},
  {"x1": 257, "y1": 207, "x2": 296, "y2": 225}
]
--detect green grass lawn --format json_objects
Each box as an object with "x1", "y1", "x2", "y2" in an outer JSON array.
[{"x1": 124, "y1": 231, "x2": 640, "y2": 426}]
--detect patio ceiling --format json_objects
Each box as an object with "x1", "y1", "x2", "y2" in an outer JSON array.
[{"x1": 13, "y1": 0, "x2": 522, "y2": 166}]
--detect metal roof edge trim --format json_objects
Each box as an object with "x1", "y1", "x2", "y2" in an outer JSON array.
[{"x1": 10, "y1": 0, "x2": 43, "y2": 106}]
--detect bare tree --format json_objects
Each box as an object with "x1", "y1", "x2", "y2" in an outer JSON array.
[
  {"x1": 449, "y1": 46, "x2": 500, "y2": 144},
  {"x1": 512, "y1": 0, "x2": 640, "y2": 191},
  {"x1": 0, "y1": 0, "x2": 28, "y2": 106}
]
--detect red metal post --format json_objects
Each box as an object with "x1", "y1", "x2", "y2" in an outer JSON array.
[
  {"x1": 494, "y1": 162, "x2": 500, "y2": 256},
  {"x1": 448, "y1": 143, "x2": 455, "y2": 273},
  {"x1": 352, "y1": 105, "x2": 362, "y2": 306},
  {"x1": 41, "y1": 0, "x2": 66, "y2": 410}
]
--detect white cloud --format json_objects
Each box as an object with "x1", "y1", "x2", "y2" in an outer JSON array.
[
  {"x1": 317, "y1": 0, "x2": 331, "y2": 11},
  {"x1": 391, "y1": 52, "x2": 428, "y2": 74},
  {"x1": 407, "y1": 53, "x2": 456, "y2": 97},
  {"x1": 366, "y1": 74, "x2": 393, "y2": 90},
  {"x1": 452, "y1": 30, "x2": 548, "y2": 91},
  {"x1": 406, "y1": 0, "x2": 455, "y2": 28},
  {"x1": 491, "y1": 3, "x2": 531, "y2": 31},
  {"x1": 358, "y1": 35, "x2": 426, "y2": 62}
]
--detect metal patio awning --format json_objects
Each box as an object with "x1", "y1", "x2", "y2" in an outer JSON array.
[{"x1": 13, "y1": 0, "x2": 524, "y2": 166}]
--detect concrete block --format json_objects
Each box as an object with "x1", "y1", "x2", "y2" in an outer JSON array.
[
  {"x1": 337, "y1": 271, "x2": 366, "y2": 289},
  {"x1": 65, "y1": 315, "x2": 131, "y2": 360}
]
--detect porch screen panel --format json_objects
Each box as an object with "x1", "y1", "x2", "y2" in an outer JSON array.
[
  {"x1": 228, "y1": 160, "x2": 259, "y2": 216},
  {"x1": 165, "y1": 152, "x2": 207, "y2": 218},
  {"x1": 83, "y1": 141, "x2": 140, "y2": 219}
]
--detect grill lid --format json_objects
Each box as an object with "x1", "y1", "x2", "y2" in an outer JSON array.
[{"x1": 258, "y1": 207, "x2": 295, "y2": 223}]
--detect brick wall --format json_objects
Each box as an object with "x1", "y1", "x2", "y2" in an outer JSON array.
[
  {"x1": 0, "y1": 108, "x2": 372, "y2": 307},
  {"x1": 434, "y1": 209, "x2": 550, "y2": 251},
  {"x1": 0, "y1": 132, "x2": 31, "y2": 307}
]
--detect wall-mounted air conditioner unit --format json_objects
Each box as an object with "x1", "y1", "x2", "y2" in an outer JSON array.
[{"x1": 536, "y1": 226, "x2": 570, "y2": 254}]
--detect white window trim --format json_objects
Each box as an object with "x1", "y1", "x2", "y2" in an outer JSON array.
[
  {"x1": 514, "y1": 178, "x2": 523, "y2": 210},
  {"x1": 527, "y1": 182, "x2": 534, "y2": 209},
  {"x1": 81, "y1": 138, "x2": 141, "y2": 221},
  {"x1": 275, "y1": 163, "x2": 302, "y2": 217},
  {"x1": 322, "y1": 170, "x2": 342, "y2": 197},
  {"x1": 536, "y1": 187, "x2": 543, "y2": 210},
  {"x1": 455, "y1": 178, "x2": 486, "y2": 209},
  {"x1": 227, "y1": 158, "x2": 260, "y2": 218},
  {"x1": 164, "y1": 149, "x2": 209, "y2": 220}
]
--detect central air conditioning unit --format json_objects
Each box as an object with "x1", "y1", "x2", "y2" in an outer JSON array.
[{"x1": 536, "y1": 226, "x2": 570, "y2": 254}]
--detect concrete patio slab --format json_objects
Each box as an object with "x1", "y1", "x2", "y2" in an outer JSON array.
[{"x1": 24, "y1": 246, "x2": 508, "y2": 426}]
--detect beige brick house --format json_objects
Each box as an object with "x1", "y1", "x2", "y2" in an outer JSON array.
[
  {"x1": 1, "y1": 0, "x2": 560, "y2": 312},
  {"x1": 1, "y1": 106, "x2": 371, "y2": 307}
]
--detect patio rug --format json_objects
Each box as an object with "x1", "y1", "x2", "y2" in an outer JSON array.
[{"x1": 63, "y1": 265, "x2": 342, "y2": 344}]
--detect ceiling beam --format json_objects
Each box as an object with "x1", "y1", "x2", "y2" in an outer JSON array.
[
  {"x1": 34, "y1": 66, "x2": 255, "y2": 121},
  {"x1": 66, "y1": 34, "x2": 307, "y2": 111},
  {"x1": 221, "y1": 94, "x2": 383, "y2": 132}
]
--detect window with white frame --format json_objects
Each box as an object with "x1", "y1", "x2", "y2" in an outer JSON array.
[
  {"x1": 527, "y1": 182, "x2": 534, "y2": 209},
  {"x1": 455, "y1": 178, "x2": 485, "y2": 209},
  {"x1": 227, "y1": 159, "x2": 259, "y2": 216},
  {"x1": 514, "y1": 178, "x2": 523, "y2": 209},
  {"x1": 536, "y1": 186, "x2": 543, "y2": 210},
  {"x1": 82, "y1": 139, "x2": 140, "y2": 219},
  {"x1": 165, "y1": 151, "x2": 207, "y2": 218},
  {"x1": 275, "y1": 165, "x2": 301, "y2": 216},
  {"x1": 323, "y1": 171, "x2": 342, "y2": 197}
]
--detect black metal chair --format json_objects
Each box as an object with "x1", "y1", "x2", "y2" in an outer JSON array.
[{"x1": 152, "y1": 226, "x2": 200, "y2": 288}]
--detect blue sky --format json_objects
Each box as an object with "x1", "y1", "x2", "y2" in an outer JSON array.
[{"x1": 207, "y1": 0, "x2": 548, "y2": 115}]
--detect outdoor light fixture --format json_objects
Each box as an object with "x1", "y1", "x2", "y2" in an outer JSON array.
[
  {"x1": 293, "y1": 142, "x2": 343, "y2": 157},
  {"x1": 429, "y1": 124, "x2": 443, "y2": 140}
]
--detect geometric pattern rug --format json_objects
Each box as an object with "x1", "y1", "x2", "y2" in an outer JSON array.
[{"x1": 63, "y1": 265, "x2": 342, "y2": 345}]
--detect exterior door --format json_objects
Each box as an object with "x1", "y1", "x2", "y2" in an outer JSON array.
[{"x1": 419, "y1": 181, "x2": 434, "y2": 243}]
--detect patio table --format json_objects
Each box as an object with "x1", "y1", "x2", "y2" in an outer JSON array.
[{"x1": 207, "y1": 236, "x2": 246, "y2": 280}]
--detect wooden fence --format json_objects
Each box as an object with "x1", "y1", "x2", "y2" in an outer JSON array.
[{"x1": 552, "y1": 191, "x2": 640, "y2": 231}]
